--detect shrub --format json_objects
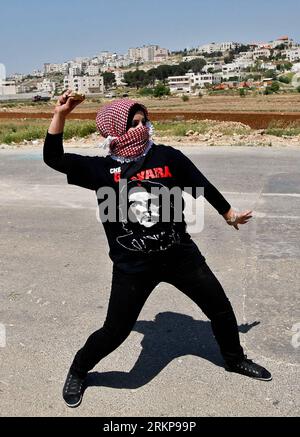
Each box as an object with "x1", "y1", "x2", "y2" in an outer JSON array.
[
  {"x1": 139, "y1": 87, "x2": 154, "y2": 97},
  {"x1": 279, "y1": 76, "x2": 291, "y2": 84},
  {"x1": 0, "y1": 120, "x2": 97, "y2": 144},
  {"x1": 266, "y1": 121, "x2": 300, "y2": 137},
  {"x1": 153, "y1": 82, "x2": 170, "y2": 98},
  {"x1": 270, "y1": 81, "x2": 280, "y2": 93},
  {"x1": 181, "y1": 95, "x2": 189, "y2": 102}
]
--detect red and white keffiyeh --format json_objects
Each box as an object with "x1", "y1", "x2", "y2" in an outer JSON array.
[{"x1": 96, "y1": 99, "x2": 150, "y2": 159}]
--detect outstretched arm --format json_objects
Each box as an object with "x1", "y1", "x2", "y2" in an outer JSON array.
[{"x1": 174, "y1": 149, "x2": 253, "y2": 231}]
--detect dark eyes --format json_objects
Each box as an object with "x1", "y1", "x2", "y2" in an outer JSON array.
[{"x1": 131, "y1": 119, "x2": 147, "y2": 128}]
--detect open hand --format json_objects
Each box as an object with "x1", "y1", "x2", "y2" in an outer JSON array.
[{"x1": 224, "y1": 208, "x2": 253, "y2": 231}]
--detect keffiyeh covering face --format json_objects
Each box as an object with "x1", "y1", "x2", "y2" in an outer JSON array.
[{"x1": 96, "y1": 99, "x2": 152, "y2": 159}]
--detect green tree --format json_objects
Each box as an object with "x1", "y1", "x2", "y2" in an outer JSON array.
[
  {"x1": 224, "y1": 52, "x2": 235, "y2": 64},
  {"x1": 228, "y1": 76, "x2": 239, "y2": 82},
  {"x1": 239, "y1": 88, "x2": 246, "y2": 97},
  {"x1": 102, "y1": 72, "x2": 116, "y2": 89},
  {"x1": 264, "y1": 87, "x2": 272, "y2": 95},
  {"x1": 279, "y1": 75, "x2": 291, "y2": 84},
  {"x1": 297, "y1": 86, "x2": 300, "y2": 93},
  {"x1": 153, "y1": 82, "x2": 170, "y2": 98},
  {"x1": 263, "y1": 69, "x2": 277, "y2": 79},
  {"x1": 123, "y1": 69, "x2": 148, "y2": 89},
  {"x1": 270, "y1": 81, "x2": 280, "y2": 93},
  {"x1": 282, "y1": 62, "x2": 293, "y2": 71},
  {"x1": 232, "y1": 44, "x2": 251, "y2": 54},
  {"x1": 154, "y1": 64, "x2": 175, "y2": 81},
  {"x1": 188, "y1": 58, "x2": 206, "y2": 73},
  {"x1": 275, "y1": 43, "x2": 286, "y2": 51},
  {"x1": 182, "y1": 95, "x2": 189, "y2": 102},
  {"x1": 146, "y1": 68, "x2": 158, "y2": 86}
]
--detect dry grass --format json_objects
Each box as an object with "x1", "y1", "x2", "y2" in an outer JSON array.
[
  {"x1": 1, "y1": 93, "x2": 300, "y2": 114},
  {"x1": 1, "y1": 117, "x2": 300, "y2": 145}
]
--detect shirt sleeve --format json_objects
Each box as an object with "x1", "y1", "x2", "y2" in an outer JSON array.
[
  {"x1": 172, "y1": 148, "x2": 231, "y2": 215},
  {"x1": 43, "y1": 131, "x2": 103, "y2": 191}
]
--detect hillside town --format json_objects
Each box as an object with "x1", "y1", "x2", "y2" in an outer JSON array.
[{"x1": 1, "y1": 36, "x2": 300, "y2": 99}]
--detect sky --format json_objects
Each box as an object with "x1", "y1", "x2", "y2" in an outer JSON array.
[{"x1": 0, "y1": 0, "x2": 299, "y2": 75}]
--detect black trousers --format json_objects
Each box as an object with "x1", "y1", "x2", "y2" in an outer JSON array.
[{"x1": 70, "y1": 256, "x2": 244, "y2": 378}]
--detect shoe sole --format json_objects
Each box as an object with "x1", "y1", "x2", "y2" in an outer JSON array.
[
  {"x1": 63, "y1": 394, "x2": 83, "y2": 408},
  {"x1": 253, "y1": 375, "x2": 272, "y2": 381},
  {"x1": 225, "y1": 368, "x2": 272, "y2": 381}
]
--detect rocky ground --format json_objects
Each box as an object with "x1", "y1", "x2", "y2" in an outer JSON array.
[{"x1": 0, "y1": 120, "x2": 299, "y2": 149}]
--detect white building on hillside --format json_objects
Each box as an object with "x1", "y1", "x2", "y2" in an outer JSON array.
[
  {"x1": 219, "y1": 41, "x2": 240, "y2": 51},
  {"x1": 0, "y1": 63, "x2": 5, "y2": 81},
  {"x1": 69, "y1": 63, "x2": 83, "y2": 76},
  {"x1": 128, "y1": 45, "x2": 169, "y2": 63},
  {"x1": 237, "y1": 51, "x2": 254, "y2": 60},
  {"x1": 32, "y1": 69, "x2": 44, "y2": 77},
  {"x1": 189, "y1": 73, "x2": 221, "y2": 89},
  {"x1": 198, "y1": 43, "x2": 220, "y2": 54},
  {"x1": 291, "y1": 63, "x2": 300, "y2": 72},
  {"x1": 44, "y1": 63, "x2": 68, "y2": 74},
  {"x1": 168, "y1": 75, "x2": 191, "y2": 93},
  {"x1": 253, "y1": 48, "x2": 271, "y2": 60},
  {"x1": 222, "y1": 63, "x2": 243, "y2": 79},
  {"x1": 198, "y1": 41, "x2": 240, "y2": 54},
  {"x1": 202, "y1": 62, "x2": 223, "y2": 73},
  {"x1": 64, "y1": 75, "x2": 104, "y2": 94},
  {"x1": 86, "y1": 65, "x2": 100, "y2": 76},
  {"x1": 154, "y1": 48, "x2": 169, "y2": 63},
  {"x1": 271, "y1": 36, "x2": 294, "y2": 49},
  {"x1": 114, "y1": 70, "x2": 126, "y2": 86},
  {"x1": 0, "y1": 79, "x2": 17, "y2": 95},
  {"x1": 167, "y1": 72, "x2": 221, "y2": 93},
  {"x1": 0, "y1": 64, "x2": 16, "y2": 95},
  {"x1": 260, "y1": 62, "x2": 276, "y2": 70},
  {"x1": 283, "y1": 49, "x2": 300, "y2": 62},
  {"x1": 235, "y1": 58, "x2": 255, "y2": 69},
  {"x1": 37, "y1": 78, "x2": 56, "y2": 94}
]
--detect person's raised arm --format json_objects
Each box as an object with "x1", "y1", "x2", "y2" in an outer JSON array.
[
  {"x1": 43, "y1": 92, "x2": 102, "y2": 191},
  {"x1": 43, "y1": 90, "x2": 85, "y2": 171}
]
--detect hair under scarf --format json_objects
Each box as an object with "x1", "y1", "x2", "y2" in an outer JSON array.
[{"x1": 96, "y1": 99, "x2": 151, "y2": 159}]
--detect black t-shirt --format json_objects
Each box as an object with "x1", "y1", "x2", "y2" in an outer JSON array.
[{"x1": 43, "y1": 132, "x2": 231, "y2": 273}]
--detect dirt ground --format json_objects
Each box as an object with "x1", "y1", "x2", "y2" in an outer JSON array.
[
  {"x1": 1, "y1": 93, "x2": 300, "y2": 114},
  {"x1": 1, "y1": 94, "x2": 300, "y2": 130},
  {"x1": 1, "y1": 94, "x2": 300, "y2": 145}
]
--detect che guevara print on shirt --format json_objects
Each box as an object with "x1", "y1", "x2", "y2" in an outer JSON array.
[{"x1": 116, "y1": 179, "x2": 182, "y2": 253}]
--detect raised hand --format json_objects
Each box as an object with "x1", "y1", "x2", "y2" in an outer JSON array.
[{"x1": 54, "y1": 90, "x2": 85, "y2": 116}]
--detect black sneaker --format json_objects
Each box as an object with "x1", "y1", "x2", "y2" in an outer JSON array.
[
  {"x1": 225, "y1": 355, "x2": 272, "y2": 381},
  {"x1": 62, "y1": 371, "x2": 85, "y2": 408}
]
